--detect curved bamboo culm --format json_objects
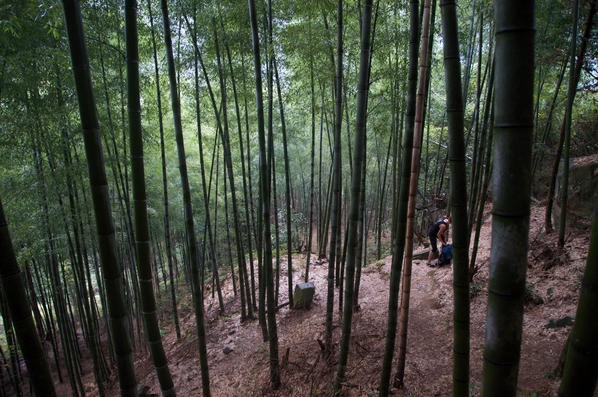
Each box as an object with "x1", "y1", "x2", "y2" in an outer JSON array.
[
  {"x1": 334, "y1": 0, "x2": 373, "y2": 394},
  {"x1": 378, "y1": 0, "x2": 419, "y2": 394},
  {"x1": 61, "y1": 1, "x2": 138, "y2": 395},
  {"x1": 159, "y1": 0, "x2": 211, "y2": 395},
  {"x1": 248, "y1": 0, "x2": 280, "y2": 388},
  {"x1": 439, "y1": 0, "x2": 470, "y2": 395},
  {"x1": 0, "y1": 198, "x2": 56, "y2": 396},
  {"x1": 482, "y1": 1, "x2": 534, "y2": 396},
  {"x1": 558, "y1": 208, "x2": 598, "y2": 395},
  {"x1": 124, "y1": 1, "x2": 175, "y2": 395},
  {"x1": 394, "y1": 0, "x2": 432, "y2": 388}
]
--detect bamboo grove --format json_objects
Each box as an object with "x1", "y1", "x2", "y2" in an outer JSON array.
[{"x1": 0, "y1": 0, "x2": 596, "y2": 396}]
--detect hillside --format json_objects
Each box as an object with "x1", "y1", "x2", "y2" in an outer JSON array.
[{"x1": 95, "y1": 204, "x2": 591, "y2": 396}]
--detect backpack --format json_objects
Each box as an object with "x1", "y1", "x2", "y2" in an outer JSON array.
[{"x1": 437, "y1": 244, "x2": 453, "y2": 266}]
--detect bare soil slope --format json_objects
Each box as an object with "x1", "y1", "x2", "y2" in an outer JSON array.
[{"x1": 107, "y1": 204, "x2": 592, "y2": 396}]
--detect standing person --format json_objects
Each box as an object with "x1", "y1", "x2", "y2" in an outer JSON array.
[{"x1": 426, "y1": 216, "x2": 451, "y2": 267}]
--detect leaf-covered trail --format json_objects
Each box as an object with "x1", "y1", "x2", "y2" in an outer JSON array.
[{"x1": 106, "y1": 204, "x2": 589, "y2": 396}]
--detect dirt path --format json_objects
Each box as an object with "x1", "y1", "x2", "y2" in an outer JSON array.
[{"x1": 108, "y1": 204, "x2": 591, "y2": 396}]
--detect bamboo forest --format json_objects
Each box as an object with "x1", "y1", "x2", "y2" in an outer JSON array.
[{"x1": 0, "y1": 0, "x2": 597, "y2": 395}]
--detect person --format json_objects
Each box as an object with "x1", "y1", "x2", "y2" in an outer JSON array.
[{"x1": 426, "y1": 216, "x2": 451, "y2": 267}]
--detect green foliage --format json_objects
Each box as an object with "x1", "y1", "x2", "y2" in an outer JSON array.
[{"x1": 0, "y1": 0, "x2": 595, "y2": 392}]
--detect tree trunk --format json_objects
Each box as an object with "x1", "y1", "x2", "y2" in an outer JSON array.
[
  {"x1": 394, "y1": 0, "x2": 432, "y2": 388},
  {"x1": 440, "y1": 0, "x2": 470, "y2": 393},
  {"x1": 545, "y1": 0, "x2": 596, "y2": 232},
  {"x1": 305, "y1": 55, "x2": 316, "y2": 283},
  {"x1": 248, "y1": 0, "x2": 280, "y2": 388},
  {"x1": 160, "y1": 0, "x2": 211, "y2": 394},
  {"x1": 125, "y1": 2, "x2": 175, "y2": 394},
  {"x1": 62, "y1": 0, "x2": 138, "y2": 394},
  {"x1": 222, "y1": 18, "x2": 257, "y2": 310},
  {"x1": 212, "y1": 19, "x2": 253, "y2": 319},
  {"x1": 273, "y1": 56, "x2": 294, "y2": 309},
  {"x1": 469, "y1": 62, "x2": 495, "y2": 279},
  {"x1": 0, "y1": 198, "x2": 56, "y2": 396},
  {"x1": 191, "y1": 10, "x2": 224, "y2": 313},
  {"x1": 558, "y1": 0, "x2": 580, "y2": 247},
  {"x1": 378, "y1": 2, "x2": 419, "y2": 393},
  {"x1": 334, "y1": 0, "x2": 373, "y2": 393},
  {"x1": 325, "y1": 0, "x2": 344, "y2": 355},
  {"x1": 558, "y1": 209, "x2": 598, "y2": 395},
  {"x1": 481, "y1": 1, "x2": 534, "y2": 395}
]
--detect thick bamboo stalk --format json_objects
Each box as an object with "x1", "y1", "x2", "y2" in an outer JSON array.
[
  {"x1": 125, "y1": 1, "x2": 175, "y2": 394},
  {"x1": 62, "y1": 1, "x2": 137, "y2": 394},
  {"x1": 440, "y1": 0, "x2": 471, "y2": 394},
  {"x1": 0, "y1": 198, "x2": 56, "y2": 396},
  {"x1": 481, "y1": 1, "x2": 534, "y2": 394}
]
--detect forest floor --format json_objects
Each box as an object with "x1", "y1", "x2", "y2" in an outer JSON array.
[{"x1": 98, "y1": 204, "x2": 592, "y2": 397}]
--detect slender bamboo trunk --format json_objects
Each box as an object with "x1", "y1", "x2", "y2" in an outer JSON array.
[
  {"x1": 248, "y1": 0, "x2": 280, "y2": 387},
  {"x1": 334, "y1": 0, "x2": 373, "y2": 393},
  {"x1": 353, "y1": 155, "x2": 367, "y2": 313},
  {"x1": 379, "y1": 0, "x2": 419, "y2": 390},
  {"x1": 558, "y1": 209, "x2": 598, "y2": 395},
  {"x1": 558, "y1": 0, "x2": 580, "y2": 247},
  {"x1": 440, "y1": 0, "x2": 470, "y2": 393},
  {"x1": 545, "y1": 0, "x2": 596, "y2": 232},
  {"x1": 305, "y1": 55, "x2": 316, "y2": 283},
  {"x1": 469, "y1": 63, "x2": 495, "y2": 279},
  {"x1": 212, "y1": 19, "x2": 253, "y2": 319},
  {"x1": 125, "y1": 2, "x2": 175, "y2": 394},
  {"x1": 0, "y1": 198, "x2": 56, "y2": 396},
  {"x1": 62, "y1": 1, "x2": 138, "y2": 393},
  {"x1": 394, "y1": 0, "x2": 432, "y2": 388},
  {"x1": 377, "y1": 132, "x2": 393, "y2": 260},
  {"x1": 222, "y1": 18, "x2": 257, "y2": 310},
  {"x1": 160, "y1": 0, "x2": 210, "y2": 394},
  {"x1": 271, "y1": 156, "x2": 281, "y2": 304},
  {"x1": 272, "y1": 56, "x2": 294, "y2": 308},
  {"x1": 241, "y1": 51, "x2": 259, "y2": 309},
  {"x1": 325, "y1": 0, "x2": 344, "y2": 354},
  {"x1": 530, "y1": 55, "x2": 567, "y2": 182},
  {"x1": 45, "y1": 125, "x2": 107, "y2": 394},
  {"x1": 191, "y1": 10, "x2": 224, "y2": 313},
  {"x1": 146, "y1": 0, "x2": 181, "y2": 339}
]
